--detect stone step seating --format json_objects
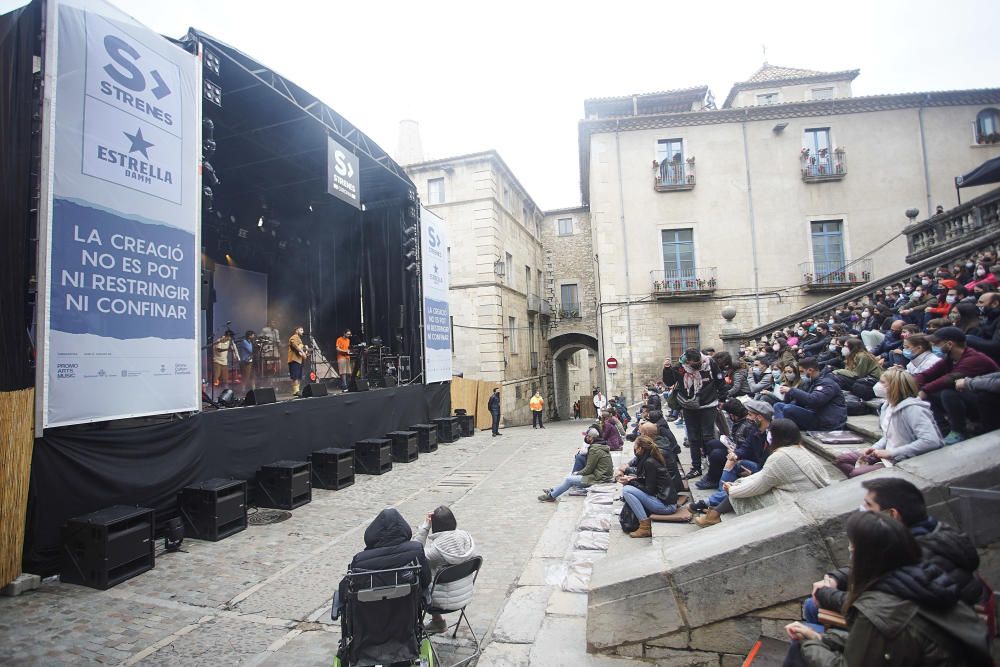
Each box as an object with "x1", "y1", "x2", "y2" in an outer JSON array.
[{"x1": 800, "y1": 413, "x2": 883, "y2": 462}]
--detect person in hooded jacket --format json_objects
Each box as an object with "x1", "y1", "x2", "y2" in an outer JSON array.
[
  {"x1": 539, "y1": 429, "x2": 613, "y2": 502},
  {"x1": 672, "y1": 347, "x2": 728, "y2": 479},
  {"x1": 834, "y1": 369, "x2": 943, "y2": 477},
  {"x1": 801, "y1": 324, "x2": 832, "y2": 358},
  {"x1": 773, "y1": 357, "x2": 847, "y2": 431},
  {"x1": 786, "y1": 510, "x2": 991, "y2": 667},
  {"x1": 415, "y1": 506, "x2": 479, "y2": 634},
  {"x1": 333, "y1": 508, "x2": 431, "y2": 664}
]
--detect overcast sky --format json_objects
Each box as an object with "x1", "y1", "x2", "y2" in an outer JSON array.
[{"x1": 13, "y1": 0, "x2": 999, "y2": 209}]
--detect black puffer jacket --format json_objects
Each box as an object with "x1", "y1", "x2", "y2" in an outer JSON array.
[{"x1": 815, "y1": 518, "x2": 984, "y2": 613}]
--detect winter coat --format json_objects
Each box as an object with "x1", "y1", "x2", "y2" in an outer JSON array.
[
  {"x1": 726, "y1": 367, "x2": 751, "y2": 397},
  {"x1": 817, "y1": 518, "x2": 984, "y2": 613},
  {"x1": 578, "y1": 442, "x2": 613, "y2": 485},
  {"x1": 487, "y1": 392, "x2": 501, "y2": 415},
  {"x1": 415, "y1": 523, "x2": 479, "y2": 611},
  {"x1": 834, "y1": 353, "x2": 882, "y2": 381},
  {"x1": 967, "y1": 307, "x2": 1000, "y2": 361},
  {"x1": 784, "y1": 370, "x2": 848, "y2": 430},
  {"x1": 730, "y1": 417, "x2": 766, "y2": 466},
  {"x1": 727, "y1": 445, "x2": 831, "y2": 515},
  {"x1": 601, "y1": 420, "x2": 622, "y2": 451},
  {"x1": 964, "y1": 370, "x2": 1000, "y2": 393},
  {"x1": 654, "y1": 417, "x2": 680, "y2": 454},
  {"x1": 916, "y1": 346, "x2": 1000, "y2": 395},
  {"x1": 628, "y1": 452, "x2": 674, "y2": 503},
  {"x1": 801, "y1": 334, "x2": 832, "y2": 357},
  {"x1": 661, "y1": 365, "x2": 679, "y2": 388},
  {"x1": 673, "y1": 356, "x2": 728, "y2": 410},
  {"x1": 748, "y1": 369, "x2": 774, "y2": 395},
  {"x1": 778, "y1": 349, "x2": 798, "y2": 370},
  {"x1": 801, "y1": 561, "x2": 992, "y2": 666},
  {"x1": 872, "y1": 397, "x2": 943, "y2": 462},
  {"x1": 906, "y1": 350, "x2": 941, "y2": 375}
]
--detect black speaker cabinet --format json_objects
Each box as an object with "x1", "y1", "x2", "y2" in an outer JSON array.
[
  {"x1": 61, "y1": 505, "x2": 155, "y2": 590},
  {"x1": 309, "y1": 447, "x2": 355, "y2": 490},
  {"x1": 386, "y1": 431, "x2": 419, "y2": 463},
  {"x1": 411, "y1": 424, "x2": 438, "y2": 453},
  {"x1": 455, "y1": 414, "x2": 475, "y2": 437},
  {"x1": 302, "y1": 382, "x2": 328, "y2": 398},
  {"x1": 349, "y1": 377, "x2": 370, "y2": 392},
  {"x1": 256, "y1": 460, "x2": 311, "y2": 509},
  {"x1": 178, "y1": 478, "x2": 247, "y2": 541},
  {"x1": 432, "y1": 417, "x2": 460, "y2": 444},
  {"x1": 354, "y1": 438, "x2": 392, "y2": 475},
  {"x1": 246, "y1": 387, "x2": 277, "y2": 405}
]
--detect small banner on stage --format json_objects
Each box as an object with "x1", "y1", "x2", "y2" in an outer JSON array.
[
  {"x1": 327, "y1": 136, "x2": 361, "y2": 209},
  {"x1": 420, "y1": 207, "x2": 451, "y2": 384},
  {"x1": 35, "y1": 0, "x2": 202, "y2": 432}
]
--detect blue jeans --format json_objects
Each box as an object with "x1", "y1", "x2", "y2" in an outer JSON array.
[
  {"x1": 572, "y1": 452, "x2": 587, "y2": 473},
  {"x1": 622, "y1": 484, "x2": 676, "y2": 520},
  {"x1": 550, "y1": 474, "x2": 584, "y2": 498},
  {"x1": 707, "y1": 460, "x2": 760, "y2": 507},
  {"x1": 801, "y1": 598, "x2": 825, "y2": 634},
  {"x1": 773, "y1": 402, "x2": 822, "y2": 431}
]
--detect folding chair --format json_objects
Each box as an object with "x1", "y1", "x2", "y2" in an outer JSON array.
[{"x1": 423, "y1": 556, "x2": 484, "y2": 667}]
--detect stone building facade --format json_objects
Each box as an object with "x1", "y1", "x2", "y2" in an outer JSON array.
[
  {"x1": 404, "y1": 151, "x2": 549, "y2": 426},
  {"x1": 579, "y1": 64, "x2": 1000, "y2": 400}
]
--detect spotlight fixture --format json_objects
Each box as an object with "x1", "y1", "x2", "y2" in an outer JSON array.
[
  {"x1": 203, "y1": 80, "x2": 222, "y2": 107},
  {"x1": 203, "y1": 48, "x2": 221, "y2": 77},
  {"x1": 405, "y1": 262, "x2": 418, "y2": 273},
  {"x1": 257, "y1": 216, "x2": 264, "y2": 228},
  {"x1": 163, "y1": 517, "x2": 184, "y2": 552},
  {"x1": 405, "y1": 249, "x2": 417, "y2": 262},
  {"x1": 202, "y1": 160, "x2": 219, "y2": 186},
  {"x1": 219, "y1": 388, "x2": 235, "y2": 407},
  {"x1": 403, "y1": 225, "x2": 417, "y2": 236},
  {"x1": 307, "y1": 202, "x2": 314, "y2": 213}
]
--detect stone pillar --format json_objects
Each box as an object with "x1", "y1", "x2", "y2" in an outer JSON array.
[{"x1": 720, "y1": 306, "x2": 742, "y2": 360}]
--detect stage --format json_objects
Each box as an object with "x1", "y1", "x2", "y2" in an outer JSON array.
[{"x1": 24, "y1": 381, "x2": 450, "y2": 575}]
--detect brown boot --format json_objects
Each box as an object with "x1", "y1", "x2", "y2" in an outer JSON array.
[
  {"x1": 629, "y1": 518, "x2": 652, "y2": 538},
  {"x1": 693, "y1": 509, "x2": 721, "y2": 528}
]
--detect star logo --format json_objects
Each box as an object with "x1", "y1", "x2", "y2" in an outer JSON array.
[{"x1": 123, "y1": 128, "x2": 154, "y2": 159}]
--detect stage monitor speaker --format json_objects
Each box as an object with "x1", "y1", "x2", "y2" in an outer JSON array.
[
  {"x1": 178, "y1": 479, "x2": 247, "y2": 542},
  {"x1": 302, "y1": 383, "x2": 328, "y2": 398},
  {"x1": 245, "y1": 387, "x2": 277, "y2": 405},
  {"x1": 349, "y1": 377, "x2": 369, "y2": 393},
  {"x1": 60, "y1": 506, "x2": 155, "y2": 590}
]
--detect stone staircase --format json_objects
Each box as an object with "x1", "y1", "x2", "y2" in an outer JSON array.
[{"x1": 588, "y1": 426, "x2": 1000, "y2": 663}]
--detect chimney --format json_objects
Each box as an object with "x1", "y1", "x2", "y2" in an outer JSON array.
[{"x1": 396, "y1": 119, "x2": 424, "y2": 166}]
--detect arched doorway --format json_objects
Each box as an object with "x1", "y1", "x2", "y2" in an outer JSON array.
[{"x1": 549, "y1": 332, "x2": 599, "y2": 420}]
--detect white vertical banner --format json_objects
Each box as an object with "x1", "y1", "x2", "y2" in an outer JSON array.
[
  {"x1": 420, "y1": 207, "x2": 451, "y2": 383},
  {"x1": 36, "y1": 0, "x2": 201, "y2": 432}
]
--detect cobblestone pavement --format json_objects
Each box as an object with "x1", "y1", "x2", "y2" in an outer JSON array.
[{"x1": 0, "y1": 419, "x2": 650, "y2": 666}]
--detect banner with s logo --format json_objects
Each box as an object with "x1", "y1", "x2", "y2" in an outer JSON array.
[
  {"x1": 36, "y1": 0, "x2": 201, "y2": 432},
  {"x1": 420, "y1": 206, "x2": 451, "y2": 383}
]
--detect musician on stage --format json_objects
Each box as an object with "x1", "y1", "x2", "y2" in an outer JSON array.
[
  {"x1": 238, "y1": 331, "x2": 256, "y2": 392},
  {"x1": 260, "y1": 319, "x2": 280, "y2": 374},
  {"x1": 288, "y1": 325, "x2": 308, "y2": 397},
  {"x1": 336, "y1": 329, "x2": 352, "y2": 391},
  {"x1": 212, "y1": 330, "x2": 233, "y2": 388}
]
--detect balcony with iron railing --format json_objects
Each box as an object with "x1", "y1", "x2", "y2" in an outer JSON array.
[
  {"x1": 528, "y1": 294, "x2": 541, "y2": 315},
  {"x1": 653, "y1": 158, "x2": 696, "y2": 191},
  {"x1": 650, "y1": 267, "x2": 717, "y2": 300},
  {"x1": 800, "y1": 259, "x2": 873, "y2": 292},
  {"x1": 904, "y1": 187, "x2": 1000, "y2": 264},
  {"x1": 557, "y1": 301, "x2": 581, "y2": 319},
  {"x1": 800, "y1": 148, "x2": 846, "y2": 182}
]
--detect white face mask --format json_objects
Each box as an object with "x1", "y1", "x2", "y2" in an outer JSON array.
[
  {"x1": 829, "y1": 343, "x2": 838, "y2": 351},
  {"x1": 841, "y1": 347, "x2": 850, "y2": 357},
  {"x1": 772, "y1": 343, "x2": 780, "y2": 351},
  {"x1": 858, "y1": 502, "x2": 868, "y2": 513},
  {"x1": 945, "y1": 295, "x2": 957, "y2": 305},
  {"x1": 872, "y1": 382, "x2": 887, "y2": 399},
  {"x1": 977, "y1": 268, "x2": 987, "y2": 277},
  {"x1": 861, "y1": 311, "x2": 870, "y2": 318},
  {"x1": 828, "y1": 319, "x2": 835, "y2": 326}
]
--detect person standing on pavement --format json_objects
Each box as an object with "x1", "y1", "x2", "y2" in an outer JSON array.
[
  {"x1": 530, "y1": 390, "x2": 545, "y2": 429},
  {"x1": 488, "y1": 387, "x2": 502, "y2": 437},
  {"x1": 593, "y1": 389, "x2": 608, "y2": 411}
]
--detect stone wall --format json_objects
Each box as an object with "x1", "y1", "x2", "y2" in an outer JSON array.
[{"x1": 587, "y1": 431, "x2": 1000, "y2": 661}]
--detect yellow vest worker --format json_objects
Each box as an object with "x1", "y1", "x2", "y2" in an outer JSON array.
[{"x1": 530, "y1": 392, "x2": 545, "y2": 429}]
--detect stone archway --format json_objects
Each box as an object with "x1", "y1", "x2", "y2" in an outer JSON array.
[{"x1": 548, "y1": 332, "x2": 599, "y2": 421}]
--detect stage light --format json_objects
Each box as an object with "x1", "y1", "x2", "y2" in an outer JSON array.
[
  {"x1": 163, "y1": 517, "x2": 184, "y2": 552},
  {"x1": 204, "y1": 80, "x2": 222, "y2": 107},
  {"x1": 203, "y1": 118, "x2": 214, "y2": 141},
  {"x1": 403, "y1": 225, "x2": 417, "y2": 236},
  {"x1": 307, "y1": 203, "x2": 314, "y2": 213},
  {"x1": 219, "y1": 388, "x2": 235, "y2": 406},
  {"x1": 203, "y1": 47, "x2": 221, "y2": 77},
  {"x1": 257, "y1": 216, "x2": 264, "y2": 228},
  {"x1": 405, "y1": 261, "x2": 417, "y2": 273},
  {"x1": 203, "y1": 160, "x2": 220, "y2": 186},
  {"x1": 405, "y1": 249, "x2": 417, "y2": 262}
]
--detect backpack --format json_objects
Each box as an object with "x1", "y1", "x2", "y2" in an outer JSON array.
[
  {"x1": 844, "y1": 392, "x2": 866, "y2": 416},
  {"x1": 619, "y1": 502, "x2": 639, "y2": 533}
]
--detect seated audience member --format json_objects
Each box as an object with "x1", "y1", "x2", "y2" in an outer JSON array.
[
  {"x1": 760, "y1": 362, "x2": 800, "y2": 405},
  {"x1": 646, "y1": 409, "x2": 680, "y2": 455},
  {"x1": 786, "y1": 511, "x2": 991, "y2": 667},
  {"x1": 956, "y1": 371, "x2": 1000, "y2": 434},
  {"x1": 694, "y1": 419, "x2": 831, "y2": 526},
  {"x1": 619, "y1": 435, "x2": 684, "y2": 538},
  {"x1": 772, "y1": 338, "x2": 798, "y2": 370},
  {"x1": 800, "y1": 323, "x2": 832, "y2": 357},
  {"x1": 714, "y1": 351, "x2": 750, "y2": 398},
  {"x1": 950, "y1": 301, "x2": 981, "y2": 335},
  {"x1": 834, "y1": 368, "x2": 943, "y2": 477},
  {"x1": 832, "y1": 338, "x2": 882, "y2": 399},
  {"x1": 815, "y1": 336, "x2": 845, "y2": 370},
  {"x1": 926, "y1": 317, "x2": 950, "y2": 334},
  {"x1": 967, "y1": 262, "x2": 1000, "y2": 293},
  {"x1": 572, "y1": 425, "x2": 604, "y2": 472},
  {"x1": 871, "y1": 318, "x2": 904, "y2": 358},
  {"x1": 699, "y1": 398, "x2": 765, "y2": 490},
  {"x1": 600, "y1": 409, "x2": 624, "y2": 451},
  {"x1": 901, "y1": 333, "x2": 940, "y2": 375},
  {"x1": 415, "y1": 506, "x2": 478, "y2": 634},
  {"x1": 747, "y1": 357, "x2": 774, "y2": 397},
  {"x1": 898, "y1": 285, "x2": 937, "y2": 324},
  {"x1": 916, "y1": 326, "x2": 1000, "y2": 444},
  {"x1": 967, "y1": 292, "x2": 1000, "y2": 362},
  {"x1": 773, "y1": 358, "x2": 847, "y2": 431},
  {"x1": 539, "y1": 428, "x2": 612, "y2": 502},
  {"x1": 334, "y1": 508, "x2": 431, "y2": 618}
]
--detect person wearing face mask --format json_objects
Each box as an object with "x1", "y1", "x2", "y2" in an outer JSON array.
[
  {"x1": 924, "y1": 280, "x2": 959, "y2": 321},
  {"x1": 966, "y1": 292, "x2": 1000, "y2": 363},
  {"x1": 832, "y1": 338, "x2": 883, "y2": 399},
  {"x1": 747, "y1": 358, "x2": 774, "y2": 397},
  {"x1": 965, "y1": 263, "x2": 999, "y2": 293},
  {"x1": 800, "y1": 323, "x2": 831, "y2": 357},
  {"x1": 671, "y1": 347, "x2": 728, "y2": 479},
  {"x1": 871, "y1": 319, "x2": 904, "y2": 361},
  {"x1": 901, "y1": 334, "x2": 940, "y2": 375},
  {"x1": 950, "y1": 301, "x2": 981, "y2": 335},
  {"x1": 915, "y1": 326, "x2": 1000, "y2": 444},
  {"x1": 898, "y1": 284, "x2": 937, "y2": 325},
  {"x1": 771, "y1": 337, "x2": 797, "y2": 370},
  {"x1": 773, "y1": 357, "x2": 847, "y2": 431},
  {"x1": 833, "y1": 369, "x2": 943, "y2": 478}
]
